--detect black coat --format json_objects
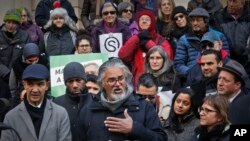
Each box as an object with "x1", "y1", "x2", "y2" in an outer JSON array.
[
  {"x1": 215, "y1": 7, "x2": 250, "y2": 73},
  {"x1": 54, "y1": 93, "x2": 92, "y2": 141},
  {"x1": 190, "y1": 124, "x2": 230, "y2": 141},
  {"x1": 0, "y1": 26, "x2": 30, "y2": 81},
  {"x1": 230, "y1": 91, "x2": 250, "y2": 124},
  {"x1": 78, "y1": 93, "x2": 167, "y2": 141}
]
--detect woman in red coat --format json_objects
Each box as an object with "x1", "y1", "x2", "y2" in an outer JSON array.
[{"x1": 119, "y1": 9, "x2": 173, "y2": 87}]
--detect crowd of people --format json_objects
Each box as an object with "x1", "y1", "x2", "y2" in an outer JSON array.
[{"x1": 0, "y1": 0, "x2": 250, "y2": 141}]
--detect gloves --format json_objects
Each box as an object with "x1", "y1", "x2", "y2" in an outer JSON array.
[{"x1": 138, "y1": 30, "x2": 151, "y2": 50}]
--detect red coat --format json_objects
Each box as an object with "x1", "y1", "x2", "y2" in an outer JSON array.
[{"x1": 119, "y1": 34, "x2": 173, "y2": 87}]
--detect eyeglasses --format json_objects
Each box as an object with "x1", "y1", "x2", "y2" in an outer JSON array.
[
  {"x1": 123, "y1": 9, "x2": 133, "y2": 13},
  {"x1": 198, "y1": 107, "x2": 217, "y2": 114},
  {"x1": 78, "y1": 44, "x2": 90, "y2": 48},
  {"x1": 21, "y1": 15, "x2": 27, "y2": 17},
  {"x1": 102, "y1": 11, "x2": 116, "y2": 16},
  {"x1": 142, "y1": 95, "x2": 156, "y2": 100},
  {"x1": 173, "y1": 15, "x2": 184, "y2": 21},
  {"x1": 139, "y1": 18, "x2": 151, "y2": 22},
  {"x1": 202, "y1": 42, "x2": 214, "y2": 50},
  {"x1": 106, "y1": 76, "x2": 125, "y2": 86}
]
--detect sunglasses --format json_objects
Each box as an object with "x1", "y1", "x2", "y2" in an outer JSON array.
[
  {"x1": 102, "y1": 11, "x2": 116, "y2": 16},
  {"x1": 123, "y1": 9, "x2": 133, "y2": 13},
  {"x1": 173, "y1": 15, "x2": 184, "y2": 21},
  {"x1": 141, "y1": 95, "x2": 156, "y2": 100},
  {"x1": 202, "y1": 42, "x2": 214, "y2": 49}
]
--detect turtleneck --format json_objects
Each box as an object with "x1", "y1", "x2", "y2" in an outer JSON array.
[{"x1": 24, "y1": 95, "x2": 47, "y2": 138}]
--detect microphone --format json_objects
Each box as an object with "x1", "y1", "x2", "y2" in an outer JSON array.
[{"x1": 0, "y1": 122, "x2": 21, "y2": 141}]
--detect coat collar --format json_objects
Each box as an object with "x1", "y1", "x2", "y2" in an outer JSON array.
[
  {"x1": 90, "y1": 93, "x2": 140, "y2": 114},
  {"x1": 18, "y1": 99, "x2": 53, "y2": 140}
]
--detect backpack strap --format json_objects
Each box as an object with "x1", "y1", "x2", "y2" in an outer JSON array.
[
  {"x1": 157, "y1": 37, "x2": 165, "y2": 45},
  {"x1": 69, "y1": 31, "x2": 76, "y2": 46},
  {"x1": 44, "y1": 32, "x2": 50, "y2": 52}
]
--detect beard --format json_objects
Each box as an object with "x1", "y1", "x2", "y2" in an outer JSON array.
[{"x1": 109, "y1": 87, "x2": 127, "y2": 101}]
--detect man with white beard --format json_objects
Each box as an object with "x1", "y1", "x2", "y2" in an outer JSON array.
[{"x1": 77, "y1": 58, "x2": 167, "y2": 141}]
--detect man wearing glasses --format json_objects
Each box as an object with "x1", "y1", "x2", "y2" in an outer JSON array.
[{"x1": 78, "y1": 59, "x2": 167, "y2": 141}]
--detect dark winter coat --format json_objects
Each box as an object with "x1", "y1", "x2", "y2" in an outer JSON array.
[
  {"x1": 190, "y1": 124, "x2": 230, "y2": 141},
  {"x1": 230, "y1": 94, "x2": 250, "y2": 124},
  {"x1": 78, "y1": 93, "x2": 167, "y2": 141},
  {"x1": 40, "y1": 25, "x2": 76, "y2": 56},
  {"x1": 0, "y1": 26, "x2": 30, "y2": 80},
  {"x1": 215, "y1": 7, "x2": 250, "y2": 74},
  {"x1": 174, "y1": 28, "x2": 229, "y2": 76},
  {"x1": 54, "y1": 92, "x2": 92, "y2": 141}
]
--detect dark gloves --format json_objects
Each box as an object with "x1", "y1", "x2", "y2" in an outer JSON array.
[{"x1": 138, "y1": 30, "x2": 151, "y2": 50}]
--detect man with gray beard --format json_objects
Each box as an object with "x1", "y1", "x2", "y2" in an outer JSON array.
[{"x1": 77, "y1": 58, "x2": 167, "y2": 141}]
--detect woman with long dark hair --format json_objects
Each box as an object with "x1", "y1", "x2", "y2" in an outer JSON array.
[{"x1": 164, "y1": 88, "x2": 199, "y2": 141}]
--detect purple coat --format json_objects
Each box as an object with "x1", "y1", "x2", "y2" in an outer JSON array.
[
  {"x1": 91, "y1": 19, "x2": 131, "y2": 52},
  {"x1": 20, "y1": 22, "x2": 43, "y2": 45}
]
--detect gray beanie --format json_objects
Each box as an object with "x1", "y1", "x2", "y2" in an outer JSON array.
[
  {"x1": 63, "y1": 62, "x2": 86, "y2": 83},
  {"x1": 188, "y1": 7, "x2": 210, "y2": 18}
]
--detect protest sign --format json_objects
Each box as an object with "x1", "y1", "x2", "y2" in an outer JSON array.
[{"x1": 50, "y1": 53, "x2": 108, "y2": 97}]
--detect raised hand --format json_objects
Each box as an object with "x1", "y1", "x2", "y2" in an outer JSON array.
[{"x1": 104, "y1": 109, "x2": 133, "y2": 134}]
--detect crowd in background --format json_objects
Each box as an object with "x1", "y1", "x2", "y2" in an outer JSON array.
[{"x1": 0, "y1": 0, "x2": 250, "y2": 141}]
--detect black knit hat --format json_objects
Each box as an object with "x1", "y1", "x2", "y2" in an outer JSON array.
[
  {"x1": 63, "y1": 62, "x2": 86, "y2": 83},
  {"x1": 172, "y1": 6, "x2": 188, "y2": 19}
]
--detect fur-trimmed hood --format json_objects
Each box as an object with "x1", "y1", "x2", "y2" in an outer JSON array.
[{"x1": 44, "y1": 7, "x2": 77, "y2": 32}]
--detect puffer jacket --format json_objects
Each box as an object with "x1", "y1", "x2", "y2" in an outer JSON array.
[{"x1": 174, "y1": 28, "x2": 229, "y2": 76}]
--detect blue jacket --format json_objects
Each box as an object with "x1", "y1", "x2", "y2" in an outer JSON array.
[
  {"x1": 174, "y1": 28, "x2": 229, "y2": 76},
  {"x1": 78, "y1": 93, "x2": 167, "y2": 141}
]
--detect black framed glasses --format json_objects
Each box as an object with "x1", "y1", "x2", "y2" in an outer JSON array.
[
  {"x1": 106, "y1": 75, "x2": 125, "y2": 86},
  {"x1": 173, "y1": 14, "x2": 184, "y2": 21},
  {"x1": 123, "y1": 9, "x2": 133, "y2": 13},
  {"x1": 102, "y1": 11, "x2": 116, "y2": 16}
]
